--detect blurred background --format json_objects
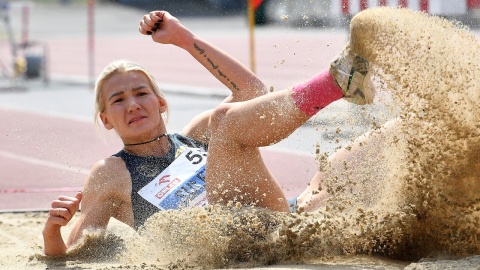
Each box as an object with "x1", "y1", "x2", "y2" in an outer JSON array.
[
  {"x1": 106, "y1": 0, "x2": 480, "y2": 26},
  {"x1": 1, "y1": 0, "x2": 478, "y2": 92}
]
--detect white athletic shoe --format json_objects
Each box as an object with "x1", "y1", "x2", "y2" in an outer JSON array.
[{"x1": 330, "y1": 48, "x2": 372, "y2": 105}]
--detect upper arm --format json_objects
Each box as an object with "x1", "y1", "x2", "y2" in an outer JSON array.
[{"x1": 66, "y1": 158, "x2": 132, "y2": 246}]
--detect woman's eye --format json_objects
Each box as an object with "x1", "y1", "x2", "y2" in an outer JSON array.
[
  {"x1": 138, "y1": 92, "x2": 148, "y2": 96},
  {"x1": 113, "y1": 98, "x2": 123, "y2": 103}
]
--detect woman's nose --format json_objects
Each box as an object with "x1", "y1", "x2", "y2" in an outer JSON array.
[{"x1": 127, "y1": 97, "x2": 141, "y2": 112}]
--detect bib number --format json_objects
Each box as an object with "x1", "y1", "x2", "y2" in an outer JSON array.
[{"x1": 138, "y1": 147, "x2": 208, "y2": 210}]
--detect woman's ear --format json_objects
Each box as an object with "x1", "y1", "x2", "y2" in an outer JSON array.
[
  {"x1": 100, "y1": 113, "x2": 114, "y2": 130},
  {"x1": 158, "y1": 97, "x2": 168, "y2": 114}
]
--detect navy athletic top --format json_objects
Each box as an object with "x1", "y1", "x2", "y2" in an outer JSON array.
[{"x1": 113, "y1": 133, "x2": 208, "y2": 229}]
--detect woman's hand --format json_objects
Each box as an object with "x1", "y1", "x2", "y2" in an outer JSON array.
[
  {"x1": 45, "y1": 192, "x2": 82, "y2": 229},
  {"x1": 138, "y1": 11, "x2": 189, "y2": 47},
  {"x1": 43, "y1": 192, "x2": 82, "y2": 256}
]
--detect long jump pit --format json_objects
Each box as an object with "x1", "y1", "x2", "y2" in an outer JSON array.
[{"x1": 1, "y1": 7, "x2": 480, "y2": 270}]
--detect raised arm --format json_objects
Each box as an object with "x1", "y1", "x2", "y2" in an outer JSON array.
[{"x1": 138, "y1": 11, "x2": 267, "y2": 102}]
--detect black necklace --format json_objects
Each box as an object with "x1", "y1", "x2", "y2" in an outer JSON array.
[{"x1": 124, "y1": 133, "x2": 167, "y2": 147}]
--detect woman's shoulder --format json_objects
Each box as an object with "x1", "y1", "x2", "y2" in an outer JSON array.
[
  {"x1": 91, "y1": 155, "x2": 127, "y2": 171},
  {"x1": 87, "y1": 156, "x2": 131, "y2": 188}
]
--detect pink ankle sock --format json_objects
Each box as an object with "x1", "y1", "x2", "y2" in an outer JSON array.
[{"x1": 292, "y1": 70, "x2": 344, "y2": 116}]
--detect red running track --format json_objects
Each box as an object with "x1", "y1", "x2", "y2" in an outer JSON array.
[{"x1": 0, "y1": 108, "x2": 315, "y2": 211}]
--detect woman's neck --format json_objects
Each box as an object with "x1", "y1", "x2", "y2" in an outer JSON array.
[
  {"x1": 123, "y1": 133, "x2": 171, "y2": 157},
  {"x1": 124, "y1": 133, "x2": 167, "y2": 147}
]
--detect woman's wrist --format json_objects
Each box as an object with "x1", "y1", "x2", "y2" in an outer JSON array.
[
  {"x1": 170, "y1": 24, "x2": 196, "y2": 49},
  {"x1": 42, "y1": 221, "x2": 61, "y2": 237}
]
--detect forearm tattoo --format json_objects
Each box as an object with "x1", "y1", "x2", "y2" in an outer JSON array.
[{"x1": 194, "y1": 43, "x2": 239, "y2": 91}]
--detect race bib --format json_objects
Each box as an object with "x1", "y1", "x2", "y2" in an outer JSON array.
[{"x1": 138, "y1": 147, "x2": 208, "y2": 210}]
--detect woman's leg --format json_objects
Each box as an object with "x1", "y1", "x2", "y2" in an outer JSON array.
[
  {"x1": 205, "y1": 68, "x2": 347, "y2": 211},
  {"x1": 205, "y1": 90, "x2": 310, "y2": 212},
  {"x1": 205, "y1": 51, "x2": 372, "y2": 212}
]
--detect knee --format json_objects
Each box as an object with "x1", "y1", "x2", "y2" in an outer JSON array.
[{"x1": 209, "y1": 103, "x2": 238, "y2": 137}]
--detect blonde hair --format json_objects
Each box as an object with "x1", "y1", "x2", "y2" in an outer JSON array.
[{"x1": 93, "y1": 60, "x2": 169, "y2": 129}]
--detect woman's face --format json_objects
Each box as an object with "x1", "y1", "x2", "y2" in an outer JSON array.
[{"x1": 100, "y1": 71, "x2": 167, "y2": 143}]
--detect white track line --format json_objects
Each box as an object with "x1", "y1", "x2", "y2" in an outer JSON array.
[
  {"x1": 0, "y1": 186, "x2": 83, "y2": 193},
  {"x1": 0, "y1": 150, "x2": 90, "y2": 175}
]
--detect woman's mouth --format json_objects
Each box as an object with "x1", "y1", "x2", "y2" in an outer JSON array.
[{"x1": 128, "y1": 115, "x2": 146, "y2": 124}]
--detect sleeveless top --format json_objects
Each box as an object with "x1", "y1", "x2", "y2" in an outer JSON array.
[{"x1": 113, "y1": 133, "x2": 208, "y2": 229}]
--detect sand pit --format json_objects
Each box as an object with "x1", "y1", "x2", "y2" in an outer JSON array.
[
  {"x1": 1, "y1": 210, "x2": 480, "y2": 269},
  {"x1": 1, "y1": 6, "x2": 480, "y2": 270}
]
